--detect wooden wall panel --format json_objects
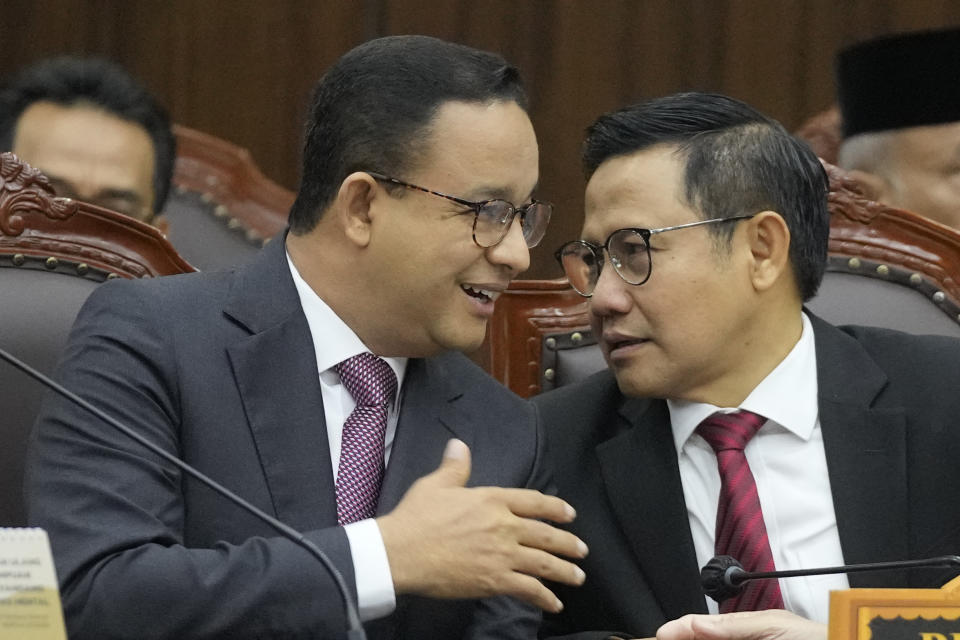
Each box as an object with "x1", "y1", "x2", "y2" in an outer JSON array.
[
  {"x1": 0, "y1": 0, "x2": 369, "y2": 204},
  {"x1": 2, "y1": 1, "x2": 960, "y2": 277}
]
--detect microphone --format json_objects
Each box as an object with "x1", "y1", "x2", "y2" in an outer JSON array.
[
  {"x1": 701, "y1": 554, "x2": 960, "y2": 604},
  {"x1": 0, "y1": 346, "x2": 367, "y2": 640}
]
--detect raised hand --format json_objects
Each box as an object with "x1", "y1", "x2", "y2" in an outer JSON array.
[
  {"x1": 655, "y1": 610, "x2": 827, "y2": 640},
  {"x1": 377, "y1": 438, "x2": 588, "y2": 613}
]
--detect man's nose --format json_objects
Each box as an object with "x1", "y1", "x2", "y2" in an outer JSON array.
[{"x1": 486, "y1": 217, "x2": 530, "y2": 276}]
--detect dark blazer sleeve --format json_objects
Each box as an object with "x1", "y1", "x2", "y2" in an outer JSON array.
[{"x1": 25, "y1": 280, "x2": 357, "y2": 640}]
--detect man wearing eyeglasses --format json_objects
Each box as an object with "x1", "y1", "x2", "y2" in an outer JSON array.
[
  {"x1": 537, "y1": 92, "x2": 960, "y2": 640},
  {"x1": 27, "y1": 36, "x2": 587, "y2": 639}
]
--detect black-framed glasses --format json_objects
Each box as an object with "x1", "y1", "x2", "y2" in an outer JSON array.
[
  {"x1": 367, "y1": 171, "x2": 553, "y2": 248},
  {"x1": 555, "y1": 215, "x2": 756, "y2": 297}
]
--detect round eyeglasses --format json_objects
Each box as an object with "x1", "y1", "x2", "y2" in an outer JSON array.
[
  {"x1": 367, "y1": 171, "x2": 553, "y2": 248},
  {"x1": 555, "y1": 215, "x2": 756, "y2": 297}
]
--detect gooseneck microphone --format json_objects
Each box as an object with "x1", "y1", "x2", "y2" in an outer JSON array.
[
  {"x1": 701, "y1": 554, "x2": 960, "y2": 604},
  {"x1": 1, "y1": 346, "x2": 367, "y2": 640}
]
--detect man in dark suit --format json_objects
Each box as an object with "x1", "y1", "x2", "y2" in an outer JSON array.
[
  {"x1": 26, "y1": 36, "x2": 587, "y2": 639},
  {"x1": 538, "y1": 92, "x2": 960, "y2": 640}
]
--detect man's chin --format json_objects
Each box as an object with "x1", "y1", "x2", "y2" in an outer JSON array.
[
  {"x1": 612, "y1": 368, "x2": 667, "y2": 399},
  {"x1": 433, "y1": 323, "x2": 488, "y2": 356},
  {"x1": 449, "y1": 333, "x2": 487, "y2": 355}
]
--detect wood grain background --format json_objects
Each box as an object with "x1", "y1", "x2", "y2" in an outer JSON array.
[{"x1": 3, "y1": 0, "x2": 959, "y2": 277}]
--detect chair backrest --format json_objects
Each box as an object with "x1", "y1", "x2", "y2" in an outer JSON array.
[
  {"x1": 486, "y1": 161, "x2": 960, "y2": 398},
  {"x1": 162, "y1": 124, "x2": 294, "y2": 271},
  {"x1": 0, "y1": 152, "x2": 194, "y2": 526},
  {"x1": 484, "y1": 279, "x2": 596, "y2": 398},
  {"x1": 809, "y1": 162, "x2": 960, "y2": 336}
]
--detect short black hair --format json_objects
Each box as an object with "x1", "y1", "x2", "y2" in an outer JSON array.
[
  {"x1": 288, "y1": 35, "x2": 528, "y2": 234},
  {"x1": 0, "y1": 56, "x2": 175, "y2": 213},
  {"x1": 583, "y1": 92, "x2": 829, "y2": 301}
]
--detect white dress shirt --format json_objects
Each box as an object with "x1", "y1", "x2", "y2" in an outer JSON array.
[
  {"x1": 667, "y1": 313, "x2": 848, "y2": 623},
  {"x1": 288, "y1": 253, "x2": 406, "y2": 621}
]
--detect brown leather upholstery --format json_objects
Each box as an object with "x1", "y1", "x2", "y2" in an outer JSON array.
[
  {"x1": 485, "y1": 161, "x2": 960, "y2": 398},
  {"x1": 0, "y1": 152, "x2": 193, "y2": 526},
  {"x1": 484, "y1": 280, "x2": 594, "y2": 398},
  {"x1": 163, "y1": 124, "x2": 293, "y2": 271}
]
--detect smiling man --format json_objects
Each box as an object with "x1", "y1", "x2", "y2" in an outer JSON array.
[
  {"x1": 27, "y1": 36, "x2": 587, "y2": 640},
  {"x1": 537, "y1": 92, "x2": 960, "y2": 640},
  {"x1": 0, "y1": 57, "x2": 175, "y2": 226}
]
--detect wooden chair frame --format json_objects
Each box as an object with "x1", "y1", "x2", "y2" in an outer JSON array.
[
  {"x1": 171, "y1": 124, "x2": 293, "y2": 247},
  {"x1": 1, "y1": 152, "x2": 193, "y2": 278}
]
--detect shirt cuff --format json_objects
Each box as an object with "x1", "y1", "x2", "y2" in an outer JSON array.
[{"x1": 343, "y1": 518, "x2": 396, "y2": 621}]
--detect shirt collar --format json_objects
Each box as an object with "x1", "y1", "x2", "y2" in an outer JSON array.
[
  {"x1": 286, "y1": 250, "x2": 407, "y2": 401},
  {"x1": 668, "y1": 312, "x2": 819, "y2": 452}
]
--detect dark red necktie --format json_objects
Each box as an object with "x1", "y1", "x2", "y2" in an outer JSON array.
[
  {"x1": 696, "y1": 410, "x2": 785, "y2": 612},
  {"x1": 334, "y1": 353, "x2": 397, "y2": 525}
]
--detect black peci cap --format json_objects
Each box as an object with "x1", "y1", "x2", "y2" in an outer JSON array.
[{"x1": 836, "y1": 27, "x2": 960, "y2": 138}]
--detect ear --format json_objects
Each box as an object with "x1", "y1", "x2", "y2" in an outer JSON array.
[
  {"x1": 334, "y1": 172, "x2": 379, "y2": 248},
  {"x1": 846, "y1": 169, "x2": 893, "y2": 204},
  {"x1": 744, "y1": 211, "x2": 791, "y2": 292}
]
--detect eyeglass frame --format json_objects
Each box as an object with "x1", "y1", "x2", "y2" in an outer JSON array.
[
  {"x1": 365, "y1": 171, "x2": 553, "y2": 248},
  {"x1": 555, "y1": 214, "x2": 756, "y2": 297}
]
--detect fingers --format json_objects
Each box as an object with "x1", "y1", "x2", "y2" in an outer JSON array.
[
  {"x1": 657, "y1": 611, "x2": 827, "y2": 640},
  {"x1": 442, "y1": 437, "x2": 469, "y2": 465},
  {"x1": 381, "y1": 438, "x2": 590, "y2": 609},
  {"x1": 658, "y1": 613, "x2": 757, "y2": 640},
  {"x1": 519, "y1": 517, "x2": 589, "y2": 560},
  {"x1": 513, "y1": 545, "x2": 586, "y2": 587},
  {"x1": 494, "y1": 486, "x2": 577, "y2": 523},
  {"x1": 419, "y1": 438, "x2": 472, "y2": 489},
  {"x1": 656, "y1": 614, "x2": 707, "y2": 640},
  {"x1": 497, "y1": 571, "x2": 566, "y2": 614},
  {"x1": 416, "y1": 440, "x2": 578, "y2": 525}
]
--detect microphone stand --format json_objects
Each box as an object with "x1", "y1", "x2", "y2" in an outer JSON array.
[
  {"x1": 702, "y1": 554, "x2": 960, "y2": 605},
  {"x1": 1, "y1": 347, "x2": 367, "y2": 640}
]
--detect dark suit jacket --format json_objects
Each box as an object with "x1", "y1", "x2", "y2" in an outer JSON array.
[
  {"x1": 536, "y1": 314, "x2": 960, "y2": 639},
  {"x1": 26, "y1": 237, "x2": 547, "y2": 640}
]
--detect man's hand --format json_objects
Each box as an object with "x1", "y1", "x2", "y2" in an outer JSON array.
[
  {"x1": 654, "y1": 610, "x2": 827, "y2": 640},
  {"x1": 377, "y1": 438, "x2": 588, "y2": 613}
]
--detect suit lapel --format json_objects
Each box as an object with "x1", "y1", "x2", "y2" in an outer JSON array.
[
  {"x1": 376, "y1": 356, "x2": 463, "y2": 515},
  {"x1": 371, "y1": 356, "x2": 464, "y2": 640},
  {"x1": 224, "y1": 236, "x2": 337, "y2": 530},
  {"x1": 811, "y1": 315, "x2": 909, "y2": 586},
  {"x1": 597, "y1": 396, "x2": 708, "y2": 619}
]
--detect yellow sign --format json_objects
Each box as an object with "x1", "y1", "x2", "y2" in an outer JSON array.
[
  {"x1": 0, "y1": 529, "x2": 66, "y2": 640},
  {"x1": 830, "y1": 575, "x2": 960, "y2": 640}
]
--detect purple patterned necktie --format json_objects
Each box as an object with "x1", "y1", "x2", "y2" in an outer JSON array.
[
  {"x1": 696, "y1": 410, "x2": 785, "y2": 612},
  {"x1": 334, "y1": 353, "x2": 397, "y2": 525}
]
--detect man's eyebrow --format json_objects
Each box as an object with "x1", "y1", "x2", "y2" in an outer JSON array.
[
  {"x1": 44, "y1": 175, "x2": 78, "y2": 194},
  {"x1": 43, "y1": 175, "x2": 143, "y2": 206},
  {"x1": 466, "y1": 182, "x2": 539, "y2": 203}
]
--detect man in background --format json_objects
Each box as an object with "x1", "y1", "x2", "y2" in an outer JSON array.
[
  {"x1": 27, "y1": 36, "x2": 586, "y2": 639},
  {"x1": 0, "y1": 56, "x2": 175, "y2": 226},
  {"x1": 836, "y1": 27, "x2": 960, "y2": 229},
  {"x1": 538, "y1": 92, "x2": 960, "y2": 640}
]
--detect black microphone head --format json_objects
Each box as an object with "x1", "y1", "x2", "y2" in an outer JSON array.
[{"x1": 701, "y1": 555, "x2": 745, "y2": 604}]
